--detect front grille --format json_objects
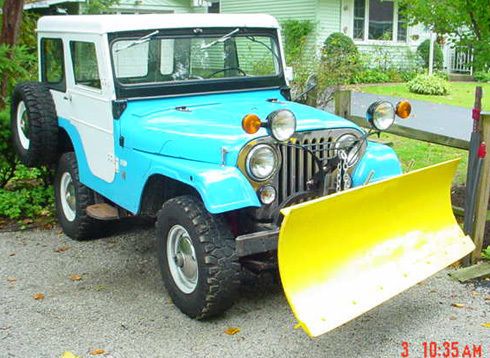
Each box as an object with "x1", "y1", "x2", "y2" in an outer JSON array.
[{"x1": 277, "y1": 129, "x2": 363, "y2": 203}]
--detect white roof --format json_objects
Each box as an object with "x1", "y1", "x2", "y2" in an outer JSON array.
[{"x1": 37, "y1": 14, "x2": 280, "y2": 34}]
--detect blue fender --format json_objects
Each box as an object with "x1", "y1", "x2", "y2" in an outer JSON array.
[
  {"x1": 58, "y1": 117, "x2": 259, "y2": 214},
  {"x1": 352, "y1": 141, "x2": 403, "y2": 186},
  {"x1": 139, "y1": 151, "x2": 261, "y2": 214}
]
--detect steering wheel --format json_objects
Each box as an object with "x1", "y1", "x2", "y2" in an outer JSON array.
[{"x1": 207, "y1": 67, "x2": 247, "y2": 78}]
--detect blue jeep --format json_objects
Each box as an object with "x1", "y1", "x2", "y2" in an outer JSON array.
[{"x1": 11, "y1": 14, "x2": 406, "y2": 321}]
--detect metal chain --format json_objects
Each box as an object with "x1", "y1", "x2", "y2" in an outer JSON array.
[{"x1": 335, "y1": 151, "x2": 352, "y2": 192}]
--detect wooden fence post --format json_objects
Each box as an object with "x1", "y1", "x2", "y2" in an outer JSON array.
[
  {"x1": 334, "y1": 90, "x2": 351, "y2": 118},
  {"x1": 471, "y1": 112, "x2": 490, "y2": 264}
]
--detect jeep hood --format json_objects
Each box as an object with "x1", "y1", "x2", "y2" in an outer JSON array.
[{"x1": 120, "y1": 89, "x2": 363, "y2": 165}]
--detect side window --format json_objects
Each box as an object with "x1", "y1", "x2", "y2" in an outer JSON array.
[
  {"x1": 41, "y1": 38, "x2": 65, "y2": 91},
  {"x1": 70, "y1": 41, "x2": 101, "y2": 89}
]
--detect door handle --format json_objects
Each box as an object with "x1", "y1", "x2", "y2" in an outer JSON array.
[{"x1": 63, "y1": 94, "x2": 72, "y2": 102}]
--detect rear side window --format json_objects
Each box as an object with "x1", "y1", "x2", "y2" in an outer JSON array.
[
  {"x1": 41, "y1": 38, "x2": 65, "y2": 91},
  {"x1": 70, "y1": 41, "x2": 101, "y2": 89}
]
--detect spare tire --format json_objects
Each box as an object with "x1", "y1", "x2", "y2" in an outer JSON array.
[{"x1": 11, "y1": 82, "x2": 59, "y2": 167}]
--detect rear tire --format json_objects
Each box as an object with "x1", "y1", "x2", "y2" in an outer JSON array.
[
  {"x1": 54, "y1": 152, "x2": 104, "y2": 240},
  {"x1": 156, "y1": 196, "x2": 240, "y2": 319},
  {"x1": 11, "y1": 82, "x2": 58, "y2": 167}
]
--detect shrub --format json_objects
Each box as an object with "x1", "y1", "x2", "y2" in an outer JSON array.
[
  {"x1": 417, "y1": 40, "x2": 444, "y2": 70},
  {"x1": 281, "y1": 19, "x2": 314, "y2": 64},
  {"x1": 474, "y1": 71, "x2": 490, "y2": 83},
  {"x1": 0, "y1": 185, "x2": 54, "y2": 220},
  {"x1": 318, "y1": 33, "x2": 361, "y2": 88},
  {"x1": 351, "y1": 69, "x2": 390, "y2": 84},
  {"x1": 323, "y1": 32, "x2": 359, "y2": 60},
  {"x1": 407, "y1": 74, "x2": 450, "y2": 95}
]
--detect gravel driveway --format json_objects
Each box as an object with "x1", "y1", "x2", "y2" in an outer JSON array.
[{"x1": 1, "y1": 223, "x2": 489, "y2": 358}]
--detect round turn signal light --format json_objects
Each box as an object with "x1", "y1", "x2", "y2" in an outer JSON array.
[
  {"x1": 396, "y1": 101, "x2": 412, "y2": 119},
  {"x1": 242, "y1": 114, "x2": 262, "y2": 134}
]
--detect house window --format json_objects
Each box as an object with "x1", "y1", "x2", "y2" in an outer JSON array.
[
  {"x1": 208, "y1": 1, "x2": 220, "y2": 13},
  {"x1": 353, "y1": 0, "x2": 407, "y2": 42},
  {"x1": 70, "y1": 41, "x2": 101, "y2": 89}
]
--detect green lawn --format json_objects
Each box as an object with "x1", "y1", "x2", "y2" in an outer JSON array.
[
  {"x1": 360, "y1": 82, "x2": 490, "y2": 110},
  {"x1": 378, "y1": 133, "x2": 468, "y2": 185}
]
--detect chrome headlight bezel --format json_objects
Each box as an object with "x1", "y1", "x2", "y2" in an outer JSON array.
[
  {"x1": 267, "y1": 109, "x2": 297, "y2": 142},
  {"x1": 245, "y1": 144, "x2": 279, "y2": 181},
  {"x1": 367, "y1": 101, "x2": 396, "y2": 131},
  {"x1": 335, "y1": 133, "x2": 363, "y2": 167}
]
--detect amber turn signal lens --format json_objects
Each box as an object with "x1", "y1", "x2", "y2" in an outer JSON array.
[
  {"x1": 242, "y1": 114, "x2": 262, "y2": 134},
  {"x1": 396, "y1": 101, "x2": 412, "y2": 119}
]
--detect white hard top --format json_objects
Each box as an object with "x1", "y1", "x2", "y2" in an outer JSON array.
[{"x1": 37, "y1": 14, "x2": 280, "y2": 34}]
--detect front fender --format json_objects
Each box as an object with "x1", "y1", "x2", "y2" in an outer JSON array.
[
  {"x1": 352, "y1": 141, "x2": 402, "y2": 187},
  {"x1": 141, "y1": 151, "x2": 261, "y2": 214}
]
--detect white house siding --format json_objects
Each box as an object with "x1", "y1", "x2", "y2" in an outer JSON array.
[
  {"x1": 99, "y1": 0, "x2": 195, "y2": 14},
  {"x1": 220, "y1": 0, "x2": 319, "y2": 63},
  {"x1": 316, "y1": 0, "x2": 342, "y2": 49}
]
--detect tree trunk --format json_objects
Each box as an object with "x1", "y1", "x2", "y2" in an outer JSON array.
[
  {"x1": 0, "y1": 0, "x2": 25, "y2": 107},
  {"x1": 0, "y1": 0, "x2": 25, "y2": 45}
]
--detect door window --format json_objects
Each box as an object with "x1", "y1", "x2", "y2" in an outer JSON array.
[{"x1": 70, "y1": 41, "x2": 101, "y2": 89}]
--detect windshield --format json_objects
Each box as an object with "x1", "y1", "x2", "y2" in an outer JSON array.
[{"x1": 111, "y1": 31, "x2": 281, "y2": 86}]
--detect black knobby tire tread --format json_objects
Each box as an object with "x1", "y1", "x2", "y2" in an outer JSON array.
[
  {"x1": 11, "y1": 82, "x2": 58, "y2": 166},
  {"x1": 56, "y1": 152, "x2": 103, "y2": 241},
  {"x1": 157, "y1": 196, "x2": 240, "y2": 319}
]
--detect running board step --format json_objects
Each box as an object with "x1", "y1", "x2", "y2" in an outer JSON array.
[{"x1": 86, "y1": 203, "x2": 119, "y2": 220}]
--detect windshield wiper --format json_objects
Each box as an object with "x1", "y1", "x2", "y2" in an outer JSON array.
[
  {"x1": 114, "y1": 30, "x2": 160, "y2": 53},
  {"x1": 200, "y1": 28, "x2": 239, "y2": 50},
  {"x1": 245, "y1": 35, "x2": 280, "y2": 62}
]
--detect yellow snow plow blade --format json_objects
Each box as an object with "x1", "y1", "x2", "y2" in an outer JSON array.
[{"x1": 278, "y1": 159, "x2": 475, "y2": 338}]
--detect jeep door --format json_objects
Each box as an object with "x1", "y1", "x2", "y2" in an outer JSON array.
[{"x1": 62, "y1": 34, "x2": 116, "y2": 183}]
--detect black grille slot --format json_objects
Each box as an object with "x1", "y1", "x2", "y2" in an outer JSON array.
[{"x1": 277, "y1": 130, "x2": 361, "y2": 204}]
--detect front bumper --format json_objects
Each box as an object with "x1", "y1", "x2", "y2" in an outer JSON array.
[{"x1": 235, "y1": 229, "x2": 279, "y2": 257}]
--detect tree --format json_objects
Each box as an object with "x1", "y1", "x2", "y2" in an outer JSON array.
[
  {"x1": 84, "y1": 0, "x2": 120, "y2": 14},
  {"x1": 0, "y1": 0, "x2": 25, "y2": 106},
  {"x1": 0, "y1": 0, "x2": 24, "y2": 45},
  {"x1": 400, "y1": 0, "x2": 490, "y2": 71}
]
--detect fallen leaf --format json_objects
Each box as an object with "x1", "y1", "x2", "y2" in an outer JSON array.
[
  {"x1": 89, "y1": 348, "x2": 105, "y2": 356},
  {"x1": 6, "y1": 276, "x2": 16, "y2": 283},
  {"x1": 449, "y1": 316, "x2": 457, "y2": 320},
  {"x1": 69, "y1": 274, "x2": 82, "y2": 282},
  {"x1": 485, "y1": 296, "x2": 490, "y2": 301},
  {"x1": 9, "y1": 253, "x2": 15, "y2": 257},
  {"x1": 33, "y1": 293, "x2": 45, "y2": 300},
  {"x1": 451, "y1": 303, "x2": 465, "y2": 308},
  {"x1": 54, "y1": 246, "x2": 70, "y2": 253},
  {"x1": 224, "y1": 327, "x2": 240, "y2": 335},
  {"x1": 471, "y1": 291, "x2": 479, "y2": 297},
  {"x1": 482, "y1": 322, "x2": 490, "y2": 328},
  {"x1": 61, "y1": 352, "x2": 80, "y2": 358}
]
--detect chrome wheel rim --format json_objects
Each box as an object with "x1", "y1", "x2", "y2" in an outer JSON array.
[
  {"x1": 166, "y1": 225, "x2": 198, "y2": 294},
  {"x1": 16, "y1": 101, "x2": 30, "y2": 150},
  {"x1": 60, "y1": 172, "x2": 76, "y2": 222}
]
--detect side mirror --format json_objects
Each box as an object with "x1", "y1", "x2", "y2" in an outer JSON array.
[
  {"x1": 285, "y1": 66, "x2": 294, "y2": 82},
  {"x1": 293, "y1": 74, "x2": 318, "y2": 103},
  {"x1": 305, "y1": 74, "x2": 317, "y2": 93}
]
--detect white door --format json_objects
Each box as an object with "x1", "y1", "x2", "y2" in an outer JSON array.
[{"x1": 61, "y1": 35, "x2": 116, "y2": 183}]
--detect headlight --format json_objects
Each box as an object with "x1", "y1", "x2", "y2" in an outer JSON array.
[
  {"x1": 335, "y1": 134, "x2": 361, "y2": 167},
  {"x1": 267, "y1": 109, "x2": 297, "y2": 142},
  {"x1": 367, "y1": 101, "x2": 395, "y2": 131},
  {"x1": 246, "y1": 144, "x2": 278, "y2": 181}
]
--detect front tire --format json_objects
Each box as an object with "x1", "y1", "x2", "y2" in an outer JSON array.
[
  {"x1": 156, "y1": 196, "x2": 240, "y2": 319},
  {"x1": 54, "y1": 152, "x2": 103, "y2": 240}
]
